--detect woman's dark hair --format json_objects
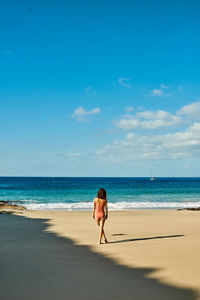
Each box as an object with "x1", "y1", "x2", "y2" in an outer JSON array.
[{"x1": 97, "y1": 188, "x2": 107, "y2": 200}]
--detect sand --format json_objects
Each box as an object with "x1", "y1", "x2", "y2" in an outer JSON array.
[{"x1": 0, "y1": 209, "x2": 200, "y2": 299}]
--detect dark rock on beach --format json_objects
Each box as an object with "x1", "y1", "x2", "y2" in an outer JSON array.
[
  {"x1": 0, "y1": 200, "x2": 26, "y2": 212},
  {"x1": 178, "y1": 207, "x2": 200, "y2": 211}
]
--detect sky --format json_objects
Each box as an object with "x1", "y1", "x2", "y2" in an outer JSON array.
[{"x1": 0, "y1": 0, "x2": 200, "y2": 176}]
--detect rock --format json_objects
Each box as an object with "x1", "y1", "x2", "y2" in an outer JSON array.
[
  {"x1": 0, "y1": 201, "x2": 26, "y2": 211},
  {"x1": 178, "y1": 207, "x2": 200, "y2": 211}
]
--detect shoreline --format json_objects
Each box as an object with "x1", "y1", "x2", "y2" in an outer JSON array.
[
  {"x1": 23, "y1": 201, "x2": 200, "y2": 210},
  {"x1": 22, "y1": 207, "x2": 200, "y2": 212}
]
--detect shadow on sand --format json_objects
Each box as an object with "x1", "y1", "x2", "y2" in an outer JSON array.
[
  {"x1": 108, "y1": 234, "x2": 184, "y2": 244},
  {"x1": 0, "y1": 214, "x2": 197, "y2": 300}
]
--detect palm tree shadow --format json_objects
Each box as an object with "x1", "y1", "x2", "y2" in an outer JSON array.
[{"x1": 108, "y1": 234, "x2": 184, "y2": 244}]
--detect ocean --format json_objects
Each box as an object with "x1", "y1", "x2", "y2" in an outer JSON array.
[{"x1": 0, "y1": 177, "x2": 200, "y2": 210}]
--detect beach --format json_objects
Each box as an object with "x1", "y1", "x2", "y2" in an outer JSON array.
[
  {"x1": 0, "y1": 209, "x2": 200, "y2": 299},
  {"x1": 1, "y1": 0, "x2": 200, "y2": 298}
]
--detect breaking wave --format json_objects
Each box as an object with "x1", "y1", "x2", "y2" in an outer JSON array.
[{"x1": 24, "y1": 201, "x2": 200, "y2": 210}]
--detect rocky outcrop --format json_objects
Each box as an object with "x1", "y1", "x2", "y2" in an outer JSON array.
[
  {"x1": 178, "y1": 207, "x2": 200, "y2": 211},
  {"x1": 0, "y1": 201, "x2": 26, "y2": 212}
]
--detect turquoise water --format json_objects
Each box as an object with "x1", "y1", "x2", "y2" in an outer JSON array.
[{"x1": 0, "y1": 177, "x2": 200, "y2": 210}]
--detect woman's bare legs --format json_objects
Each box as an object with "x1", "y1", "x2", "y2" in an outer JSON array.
[{"x1": 97, "y1": 218, "x2": 108, "y2": 244}]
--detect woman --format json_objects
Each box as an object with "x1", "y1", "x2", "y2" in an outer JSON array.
[{"x1": 92, "y1": 188, "x2": 108, "y2": 244}]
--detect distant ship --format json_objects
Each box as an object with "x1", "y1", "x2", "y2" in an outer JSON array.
[{"x1": 150, "y1": 177, "x2": 156, "y2": 181}]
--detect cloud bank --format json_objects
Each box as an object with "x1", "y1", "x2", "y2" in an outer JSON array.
[
  {"x1": 96, "y1": 101, "x2": 200, "y2": 163},
  {"x1": 114, "y1": 101, "x2": 200, "y2": 130},
  {"x1": 96, "y1": 122, "x2": 200, "y2": 162}
]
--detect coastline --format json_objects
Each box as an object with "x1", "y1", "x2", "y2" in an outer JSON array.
[
  {"x1": 2, "y1": 177, "x2": 200, "y2": 211},
  {"x1": 1, "y1": 209, "x2": 200, "y2": 299},
  {"x1": 23, "y1": 201, "x2": 200, "y2": 210}
]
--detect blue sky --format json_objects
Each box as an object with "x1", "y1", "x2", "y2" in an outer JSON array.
[{"x1": 1, "y1": 0, "x2": 200, "y2": 176}]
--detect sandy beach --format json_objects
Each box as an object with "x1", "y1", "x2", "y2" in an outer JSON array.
[{"x1": 1, "y1": 209, "x2": 200, "y2": 299}]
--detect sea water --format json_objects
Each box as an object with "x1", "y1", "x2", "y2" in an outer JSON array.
[{"x1": 0, "y1": 177, "x2": 200, "y2": 210}]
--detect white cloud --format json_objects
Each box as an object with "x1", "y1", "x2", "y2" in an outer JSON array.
[
  {"x1": 96, "y1": 122, "x2": 200, "y2": 162},
  {"x1": 72, "y1": 106, "x2": 100, "y2": 122},
  {"x1": 125, "y1": 106, "x2": 134, "y2": 112},
  {"x1": 114, "y1": 117, "x2": 139, "y2": 129},
  {"x1": 126, "y1": 132, "x2": 135, "y2": 140},
  {"x1": 114, "y1": 109, "x2": 182, "y2": 130},
  {"x1": 66, "y1": 152, "x2": 80, "y2": 157},
  {"x1": 118, "y1": 77, "x2": 132, "y2": 88},
  {"x1": 151, "y1": 89, "x2": 163, "y2": 96},
  {"x1": 177, "y1": 101, "x2": 200, "y2": 119},
  {"x1": 114, "y1": 101, "x2": 200, "y2": 130},
  {"x1": 151, "y1": 84, "x2": 170, "y2": 96},
  {"x1": 160, "y1": 83, "x2": 169, "y2": 89}
]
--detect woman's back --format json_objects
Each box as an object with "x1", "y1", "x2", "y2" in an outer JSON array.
[
  {"x1": 95, "y1": 197, "x2": 106, "y2": 207},
  {"x1": 92, "y1": 188, "x2": 108, "y2": 244},
  {"x1": 95, "y1": 198, "x2": 106, "y2": 219}
]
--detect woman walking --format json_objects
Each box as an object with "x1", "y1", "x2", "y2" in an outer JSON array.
[{"x1": 92, "y1": 188, "x2": 108, "y2": 244}]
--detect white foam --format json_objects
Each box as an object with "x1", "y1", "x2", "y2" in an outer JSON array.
[{"x1": 24, "y1": 201, "x2": 200, "y2": 210}]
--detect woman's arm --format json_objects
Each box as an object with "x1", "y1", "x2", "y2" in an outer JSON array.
[
  {"x1": 105, "y1": 200, "x2": 108, "y2": 219},
  {"x1": 92, "y1": 198, "x2": 96, "y2": 219}
]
